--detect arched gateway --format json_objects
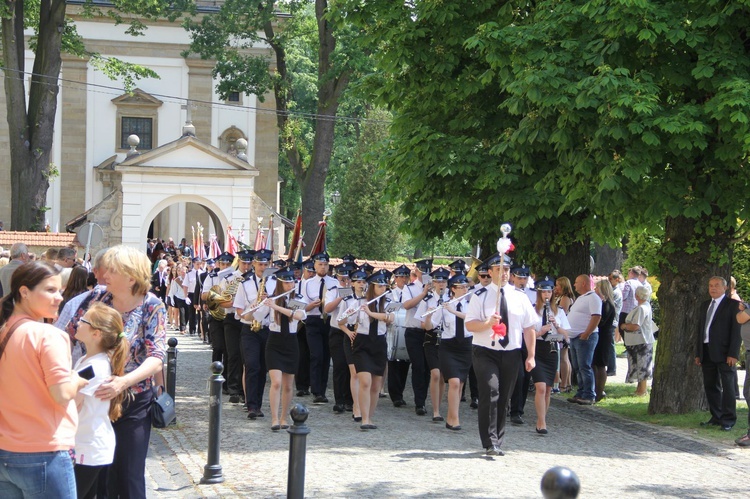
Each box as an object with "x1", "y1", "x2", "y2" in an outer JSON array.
[{"x1": 67, "y1": 133, "x2": 284, "y2": 253}]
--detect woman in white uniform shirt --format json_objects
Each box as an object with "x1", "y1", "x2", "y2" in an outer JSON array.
[
  {"x1": 434, "y1": 274, "x2": 474, "y2": 431},
  {"x1": 339, "y1": 269, "x2": 394, "y2": 430},
  {"x1": 529, "y1": 278, "x2": 570, "y2": 435},
  {"x1": 254, "y1": 267, "x2": 307, "y2": 431},
  {"x1": 338, "y1": 270, "x2": 368, "y2": 422}
]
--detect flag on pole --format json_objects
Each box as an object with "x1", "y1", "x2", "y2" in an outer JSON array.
[
  {"x1": 196, "y1": 223, "x2": 207, "y2": 260},
  {"x1": 253, "y1": 218, "x2": 264, "y2": 251},
  {"x1": 209, "y1": 234, "x2": 221, "y2": 259},
  {"x1": 287, "y1": 209, "x2": 302, "y2": 260},
  {"x1": 191, "y1": 226, "x2": 197, "y2": 257},
  {"x1": 226, "y1": 226, "x2": 239, "y2": 255},
  {"x1": 309, "y1": 210, "x2": 331, "y2": 257},
  {"x1": 264, "y1": 215, "x2": 275, "y2": 254}
]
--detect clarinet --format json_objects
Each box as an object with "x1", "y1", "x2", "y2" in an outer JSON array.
[{"x1": 544, "y1": 299, "x2": 559, "y2": 353}]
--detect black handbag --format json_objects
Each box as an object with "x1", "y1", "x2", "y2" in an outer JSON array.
[{"x1": 151, "y1": 385, "x2": 175, "y2": 428}]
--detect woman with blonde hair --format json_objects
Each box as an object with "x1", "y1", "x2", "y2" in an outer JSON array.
[
  {"x1": 58, "y1": 245, "x2": 166, "y2": 498},
  {"x1": 73, "y1": 302, "x2": 129, "y2": 498},
  {"x1": 593, "y1": 279, "x2": 616, "y2": 401}
]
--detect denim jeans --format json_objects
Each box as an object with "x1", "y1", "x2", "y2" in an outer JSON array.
[
  {"x1": 0, "y1": 449, "x2": 76, "y2": 498},
  {"x1": 571, "y1": 332, "x2": 599, "y2": 401}
]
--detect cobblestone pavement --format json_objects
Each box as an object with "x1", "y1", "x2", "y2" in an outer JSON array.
[{"x1": 146, "y1": 333, "x2": 749, "y2": 498}]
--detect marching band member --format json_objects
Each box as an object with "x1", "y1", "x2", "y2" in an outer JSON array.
[
  {"x1": 387, "y1": 264, "x2": 421, "y2": 408},
  {"x1": 235, "y1": 249, "x2": 276, "y2": 419},
  {"x1": 340, "y1": 269, "x2": 394, "y2": 430},
  {"x1": 417, "y1": 267, "x2": 451, "y2": 422},
  {"x1": 216, "y1": 251, "x2": 244, "y2": 404},
  {"x1": 324, "y1": 263, "x2": 357, "y2": 414},
  {"x1": 510, "y1": 265, "x2": 535, "y2": 426},
  {"x1": 529, "y1": 278, "x2": 570, "y2": 434},
  {"x1": 404, "y1": 259, "x2": 433, "y2": 416},
  {"x1": 300, "y1": 252, "x2": 338, "y2": 404},
  {"x1": 438, "y1": 273, "x2": 474, "y2": 430},
  {"x1": 202, "y1": 253, "x2": 231, "y2": 393},
  {"x1": 339, "y1": 269, "x2": 368, "y2": 422},
  {"x1": 253, "y1": 267, "x2": 308, "y2": 431},
  {"x1": 465, "y1": 253, "x2": 536, "y2": 456},
  {"x1": 295, "y1": 259, "x2": 315, "y2": 396}
]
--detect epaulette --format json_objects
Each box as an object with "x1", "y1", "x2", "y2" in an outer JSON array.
[
  {"x1": 423, "y1": 293, "x2": 433, "y2": 302},
  {"x1": 241, "y1": 271, "x2": 254, "y2": 280},
  {"x1": 475, "y1": 288, "x2": 488, "y2": 296},
  {"x1": 343, "y1": 295, "x2": 355, "y2": 302},
  {"x1": 407, "y1": 282, "x2": 416, "y2": 286},
  {"x1": 208, "y1": 270, "x2": 218, "y2": 278}
]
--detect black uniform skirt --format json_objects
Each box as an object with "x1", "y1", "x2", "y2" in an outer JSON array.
[
  {"x1": 352, "y1": 333, "x2": 387, "y2": 376},
  {"x1": 423, "y1": 328, "x2": 441, "y2": 371},
  {"x1": 530, "y1": 339, "x2": 558, "y2": 386},
  {"x1": 343, "y1": 330, "x2": 355, "y2": 365},
  {"x1": 265, "y1": 330, "x2": 300, "y2": 374},
  {"x1": 439, "y1": 336, "x2": 472, "y2": 382}
]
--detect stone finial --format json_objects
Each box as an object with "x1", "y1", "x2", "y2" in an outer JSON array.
[
  {"x1": 126, "y1": 135, "x2": 140, "y2": 158},
  {"x1": 235, "y1": 138, "x2": 248, "y2": 162}
]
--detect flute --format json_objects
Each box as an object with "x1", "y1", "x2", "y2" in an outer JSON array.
[
  {"x1": 242, "y1": 288, "x2": 295, "y2": 316},
  {"x1": 339, "y1": 290, "x2": 391, "y2": 320},
  {"x1": 419, "y1": 289, "x2": 477, "y2": 318}
]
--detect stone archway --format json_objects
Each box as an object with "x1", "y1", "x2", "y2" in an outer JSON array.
[{"x1": 140, "y1": 195, "x2": 228, "y2": 249}]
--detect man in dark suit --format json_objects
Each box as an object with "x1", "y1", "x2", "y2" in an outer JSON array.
[
  {"x1": 151, "y1": 259, "x2": 169, "y2": 303},
  {"x1": 695, "y1": 276, "x2": 742, "y2": 431}
]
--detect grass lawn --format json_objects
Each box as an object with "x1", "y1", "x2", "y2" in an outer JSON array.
[{"x1": 583, "y1": 382, "x2": 749, "y2": 442}]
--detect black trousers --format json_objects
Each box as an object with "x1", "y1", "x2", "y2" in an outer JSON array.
[
  {"x1": 388, "y1": 359, "x2": 411, "y2": 403},
  {"x1": 404, "y1": 327, "x2": 429, "y2": 407},
  {"x1": 107, "y1": 390, "x2": 153, "y2": 499},
  {"x1": 473, "y1": 346, "x2": 521, "y2": 449},
  {"x1": 329, "y1": 328, "x2": 352, "y2": 406},
  {"x1": 187, "y1": 303, "x2": 197, "y2": 334},
  {"x1": 510, "y1": 344, "x2": 531, "y2": 417},
  {"x1": 223, "y1": 314, "x2": 243, "y2": 396},
  {"x1": 74, "y1": 464, "x2": 104, "y2": 499},
  {"x1": 173, "y1": 297, "x2": 187, "y2": 331},
  {"x1": 306, "y1": 316, "x2": 331, "y2": 397},
  {"x1": 241, "y1": 324, "x2": 268, "y2": 411},
  {"x1": 296, "y1": 322, "x2": 311, "y2": 391},
  {"x1": 701, "y1": 344, "x2": 737, "y2": 426}
]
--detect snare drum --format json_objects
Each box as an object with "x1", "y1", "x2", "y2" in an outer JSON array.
[{"x1": 386, "y1": 308, "x2": 409, "y2": 361}]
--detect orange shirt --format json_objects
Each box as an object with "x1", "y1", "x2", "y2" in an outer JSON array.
[{"x1": 0, "y1": 316, "x2": 78, "y2": 452}]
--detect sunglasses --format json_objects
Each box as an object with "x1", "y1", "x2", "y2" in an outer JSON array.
[
  {"x1": 80, "y1": 318, "x2": 93, "y2": 327},
  {"x1": 479, "y1": 274, "x2": 490, "y2": 279}
]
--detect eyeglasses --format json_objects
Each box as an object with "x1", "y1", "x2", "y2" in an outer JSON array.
[{"x1": 80, "y1": 318, "x2": 93, "y2": 327}]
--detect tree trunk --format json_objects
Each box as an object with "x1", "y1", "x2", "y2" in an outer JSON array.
[
  {"x1": 2, "y1": 0, "x2": 65, "y2": 230},
  {"x1": 593, "y1": 243, "x2": 624, "y2": 276},
  {"x1": 648, "y1": 214, "x2": 731, "y2": 414}
]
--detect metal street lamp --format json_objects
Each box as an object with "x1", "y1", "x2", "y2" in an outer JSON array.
[{"x1": 331, "y1": 190, "x2": 341, "y2": 205}]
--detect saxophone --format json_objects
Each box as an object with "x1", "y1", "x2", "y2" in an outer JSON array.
[{"x1": 250, "y1": 274, "x2": 268, "y2": 332}]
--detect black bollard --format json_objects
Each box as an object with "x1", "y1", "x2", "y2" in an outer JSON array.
[
  {"x1": 166, "y1": 338, "x2": 178, "y2": 425},
  {"x1": 200, "y1": 361, "x2": 225, "y2": 484},
  {"x1": 541, "y1": 466, "x2": 580, "y2": 499},
  {"x1": 286, "y1": 403, "x2": 310, "y2": 499}
]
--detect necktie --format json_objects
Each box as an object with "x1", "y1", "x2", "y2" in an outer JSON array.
[
  {"x1": 456, "y1": 302, "x2": 464, "y2": 339},
  {"x1": 280, "y1": 310, "x2": 290, "y2": 334},
  {"x1": 318, "y1": 278, "x2": 325, "y2": 314},
  {"x1": 369, "y1": 302, "x2": 379, "y2": 337},
  {"x1": 499, "y1": 288, "x2": 509, "y2": 348},
  {"x1": 541, "y1": 303, "x2": 549, "y2": 340},
  {"x1": 704, "y1": 300, "x2": 716, "y2": 342}
]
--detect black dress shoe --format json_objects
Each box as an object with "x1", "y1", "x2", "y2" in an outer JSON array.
[
  {"x1": 393, "y1": 399, "x2": 407, "y2": 408},
  {"x1": 432, "y1": 416, "x2": 444, "y2": 422},
  {"x1": 446, "y1": 423, "x2": 462, "y2": 431},
  {"x1": 415, "y1": 406, "x2": 427, "y2": 416},
  {"x1": 229, "y1": 394, "x2": 240, "y2": 404},
  {"x1": 510, "y1": 415, "x2": 525, "y2": 425},
  {"x1": 296, "y1": 389, "x2": 310, "y2": 396},
  {"x1": 344, "y1": 404, "x2": 353, "y2": 412},
  {"x1": 700, "y1": 419, "x2": 720, "y2": 427},
  {"x1": 536, "y1": 427, "x2": 548, "y2": 435},
  {"x1": 721, "y1": 424, "x2": 734, "y2": 431},
  {"x1": 271, "y1": 425, "x2": 280, "y2": 431},
  {"x1": 332, "y1": 404, "x2": 345, "y2": 414},
  {"x1": 313, "y1": 395, "x2": 328, "y2": 404},
  {"x1": 257, "y1": 410, "x2": 264, "y2": 418},
  {"x1": 352, "y1": 416, "x2": 362, "y2": 422},
  {"x1": 247, "y1": 410, "x2": 257, "y2": 420},
  {"x1": 485, "y1": 446, "x2": 504, "y2": 456},
  {"x1": 470, "y1": 398, "x2": 478, "y2": 409}
]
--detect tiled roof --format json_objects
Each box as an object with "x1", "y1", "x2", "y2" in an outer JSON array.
[
  {"x1": 281, "y1": 256, "x2": 403, "y2": 271},
  {"x1": 0, "y1": 231, "x2": 79, "y2": 247}
]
